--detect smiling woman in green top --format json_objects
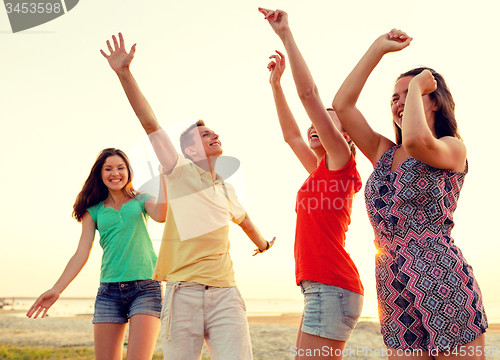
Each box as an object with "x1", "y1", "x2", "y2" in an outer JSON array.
[{"x1": 26, "y1": 148, "x2": 167, "y2": 360}]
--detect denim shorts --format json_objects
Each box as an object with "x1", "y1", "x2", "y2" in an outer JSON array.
[
  {"x1": 93, "y1": 279, "x2": 162, "y2": 324},
  {"x1": 300, "y1": 280, "x2": 363, "y2": 341}
]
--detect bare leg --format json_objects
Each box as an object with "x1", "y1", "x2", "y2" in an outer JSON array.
[
  {"x1": 94, "y1": 323, "x2": 128, "y2": 360},
  {"x1": 295, "y1": 316, "x2": 347, "y2": 360},
  {"x1": 126, "y1": 314, "x2": 161, "y2": 360},
  {"x1": 295, "y1": 316, "x2": 304, "y2": 353}
]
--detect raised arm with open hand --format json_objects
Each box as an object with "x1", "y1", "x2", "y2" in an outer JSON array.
[
  {"x1": 100, "y1": 33, "x2": 160, "y2": 135},
  {"x1": 100, "y1": 33, "x2": 136, "y2": 74},
  {"x1": 333, "y1": 29, "x2": 412, "y2": 165},
  {"x1": 101, "y1": 33, "x2": 178, "y2": 174}
]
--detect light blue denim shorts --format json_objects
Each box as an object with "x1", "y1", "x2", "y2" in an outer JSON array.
[
  {"x1": 93, "y1": 279, "x2": 162, "y2": 324},
  {"x1": 300, "y1": 280, "x2": 364, "y2": 341}
]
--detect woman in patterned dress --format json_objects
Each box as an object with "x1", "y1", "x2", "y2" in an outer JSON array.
[{"x1": 332, "y1": 29, "x2": 487, "y2": 358}]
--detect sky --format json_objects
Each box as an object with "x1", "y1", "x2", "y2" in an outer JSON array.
[{"x1": 1, "y1": 0, "x2": 499, "y2": 320}]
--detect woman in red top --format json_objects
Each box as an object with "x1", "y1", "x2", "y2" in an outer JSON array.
[{"x1": 260, "y1": 8, "x2": 364, "y2": 359}]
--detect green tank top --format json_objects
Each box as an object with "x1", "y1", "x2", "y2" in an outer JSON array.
[{"x1": 87, "y1": 193, "x2": 157, "y2": 282}]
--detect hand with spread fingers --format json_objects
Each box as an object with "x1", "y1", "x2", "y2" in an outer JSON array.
[
  {"x1": 100, "y1": 32, "x2": 137, "y2": 74},
  {"x1": 26, "y1": 289, "x2": 60, "y2": 319},
  {"x1": 253, "y1": 236, "x2": 276, "y2": 256}
]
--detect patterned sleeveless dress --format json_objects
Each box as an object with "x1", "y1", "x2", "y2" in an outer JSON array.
[{"x1": 364, "y1": 145, "x2": 487, "y2": 351}]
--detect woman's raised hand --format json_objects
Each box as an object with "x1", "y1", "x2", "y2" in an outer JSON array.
[
  {"x1": 268, "y1": 50, "x2": 286, "y2": 85},
  {"x1": 376, "y1": 29, "x2": 412, "y2": 54},
  {"x1": 26, "y1": 288, "x2": 60, "y2": 319},
  {"x1": 100, "y1": 32, "x2": 136, "y2": 74},
  {"x1": 258, "y1": 8, "x2": 290, "y2": 37},
  {"x1": 410, "y1": 69, "x2": 437, "y2": 96}
]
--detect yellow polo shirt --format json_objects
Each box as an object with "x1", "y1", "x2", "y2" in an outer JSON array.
[{"x1": 149, "y1": 129, "x2": 246, "y2": 287}]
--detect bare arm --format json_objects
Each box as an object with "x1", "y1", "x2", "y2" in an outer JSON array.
[
  {"x1": 26, "y1": 212, "x2": 96, "y2": 319},
  {"x1": 403, "y1": 70, "x2": 466, "y2": 172},
  {"x1": 332, "y1": 29, "x2": 412, "y2": 165},
  {"x1": 101, "y1": 33, "x2": 178, "y2": 173},
  {"x1": 238, "y1": 214, "x2": 276, "y2": 256},
  {"x1": 260, "y1": 8, "x2": 350, "y2": 171},
  {"x1": 268, "y1": 50, "x2": 317, "y2": 173},
  {"x1": 144, "y1": 167, "x2": 168, "y2": 223}
]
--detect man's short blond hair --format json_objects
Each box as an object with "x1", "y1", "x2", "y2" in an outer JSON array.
[{"x1": 179, "y1": 120, "x2": 206, "y2": 160}]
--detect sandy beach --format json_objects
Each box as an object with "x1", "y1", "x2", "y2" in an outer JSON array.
[{"x1": 1, "y1": 310, "x2": 499, "y2": 359}]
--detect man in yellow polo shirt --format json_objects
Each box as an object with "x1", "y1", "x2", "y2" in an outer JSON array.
[{"x1": 102, "y1": 33, "x2": 275, "y2": 360}]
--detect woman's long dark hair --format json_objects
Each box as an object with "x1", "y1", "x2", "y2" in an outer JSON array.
[
  {"x1": 393, "y1": 67, "x2": 462, "y2": 145},
  {"x1": 73, "y1": 148, "x2": 136, "y2": 222}
]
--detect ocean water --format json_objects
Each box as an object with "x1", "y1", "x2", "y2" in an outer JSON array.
[
  {"x1": 9, "y1": 297, "x2": 363, "y2": 318},
  {"x1": 6, "y1": 297, "x2": 500, "y2": 323},
  {"x1": 10, "y1": 297, "x2": 309, "y2": 318},
  {"x1": 11, "y1": 297, "x2": 96, "y2": 317}
]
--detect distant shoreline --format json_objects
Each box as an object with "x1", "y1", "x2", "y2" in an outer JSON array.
[
  {"x1": 1, "y1": 296, "x2": 95, "y2": 300},
  {"x1": 2, "y1": 309, "x2": 499, "y2": 334}
]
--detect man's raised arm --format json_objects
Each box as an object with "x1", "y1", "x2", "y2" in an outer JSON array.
[{"x1": 101, "y1": 33, "x2": 178, "y2": 173}]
